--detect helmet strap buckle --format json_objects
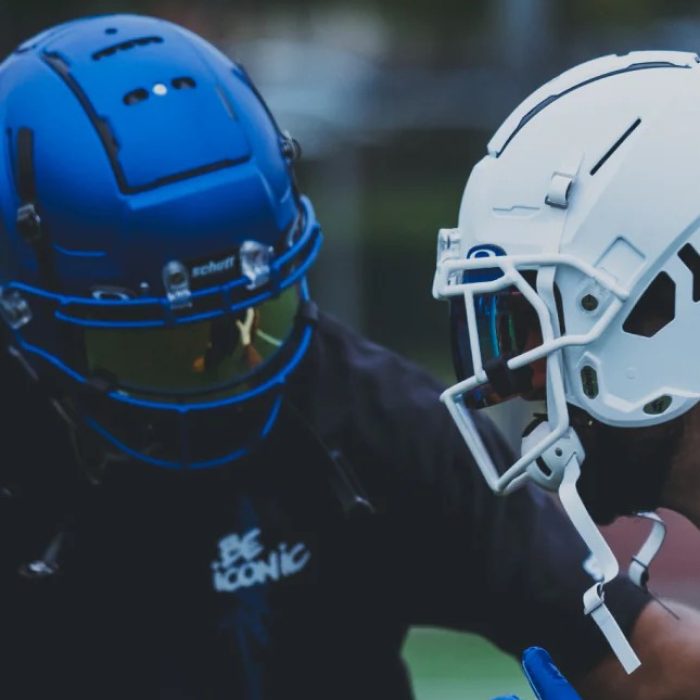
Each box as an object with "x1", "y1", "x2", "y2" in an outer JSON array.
[
  {"x1": 162, "y1": 260, "x2": 193, "y2": 310},
  {"x1": 0, "y1": 289, "x2": 32, "y2": 329}
]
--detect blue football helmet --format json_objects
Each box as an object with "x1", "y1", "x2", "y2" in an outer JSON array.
[{"x1": 0, "y1": 14, "x2": 323, "y2": 469}]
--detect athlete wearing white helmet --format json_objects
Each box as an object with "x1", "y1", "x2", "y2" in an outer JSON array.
[{"x1": 434, "y1": 50, "x2": 700, "y2": 695}]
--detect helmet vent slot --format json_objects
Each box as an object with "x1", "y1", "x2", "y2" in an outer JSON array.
[
  {"x1": 589, "y1": 118, "x2": 641, "y2": 176},
  {"x1": 678, "y1": 243, "x2": 700, "y2": 301},
  {"x1": 623, "y1": 272, "x2": 675, "y2": 337},
  {"x1": 581, "y1": 366, "x2": 599, "y2": 398},
  {"x1": 123, "y1": 88, "x2": 149, "y2": 106},
  {"x1": 172, "y1": 76, "x2": 196, "y2": 90},
  {"x1": 494, "y1": 61, "x2": 687, "y2": 157},
  {"x1": 92, "y1": 36, "x2": 163, "y2": 61}
]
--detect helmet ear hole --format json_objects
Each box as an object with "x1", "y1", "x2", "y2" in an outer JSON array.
[{"x1": 623, "y1": 272, "x2": 676, "y2": 337}]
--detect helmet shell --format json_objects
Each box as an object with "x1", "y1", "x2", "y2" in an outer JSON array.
[
  {"x1": 454, "y1": 51, "x2": 700, "y2": 426},
  {"x1": 0, "y1": 15, "x2": 322, "y2": 469}
]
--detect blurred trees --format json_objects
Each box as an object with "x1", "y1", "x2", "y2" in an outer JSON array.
[{"x1": 4, "y1": 0, "x2": 700, "y2": 56}]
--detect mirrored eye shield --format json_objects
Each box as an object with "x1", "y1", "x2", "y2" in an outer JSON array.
[
  {"x1": 434, "y1": 252, "x2": 631, "y2": 388},
  {"x1": 3, "y1": 197, "x2": 321, "y2": 331},
  {"x1": 9, "y1": 296, "x2": 317, "y2": 413}
]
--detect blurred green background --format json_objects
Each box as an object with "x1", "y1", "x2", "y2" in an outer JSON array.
[{"x1": 3, "y1": 1, "x2": 700, "y2": 697}]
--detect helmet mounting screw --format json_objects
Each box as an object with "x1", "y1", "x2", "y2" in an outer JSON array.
[{"x1": 581, "y1": 294, "x2": 599, "y2": 311}]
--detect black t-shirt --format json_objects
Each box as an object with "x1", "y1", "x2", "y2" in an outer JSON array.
[{"x1": 0, "y1": 313, "x2": 650, "y2": 699}]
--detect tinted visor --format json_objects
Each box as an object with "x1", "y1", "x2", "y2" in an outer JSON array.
[
  {"x1": 84, "y1": 285, "x2": 299, "y2": 399},
  {"x1": 451, "y1": 286, "x2": 546, "y2": 408}
]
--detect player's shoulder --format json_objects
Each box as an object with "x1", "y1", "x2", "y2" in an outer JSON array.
[
  {"x1": 290, "y1": 312, "x2": 486, "y2": 484},
  {"x1": 310, "y1": 311, "x2": 445, "y2": 422}
]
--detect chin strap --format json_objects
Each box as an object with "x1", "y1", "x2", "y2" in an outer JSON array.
[
  {"x1": 628, "y1": 511, "x2": 666, "y2": 589},
  {"x1": 627, "y1": 511, "x2": 679, "y2": 620},
  {"x1": 522, "y1": 421, "x2": 643, "y2": 673},
  {"x1": 557, "y1": 454, "x2": 641, "y2": 674}
]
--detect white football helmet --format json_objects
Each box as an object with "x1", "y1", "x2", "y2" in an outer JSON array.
[{"x1": 433, "y1": 50, "x2": 700, "y2": 672}]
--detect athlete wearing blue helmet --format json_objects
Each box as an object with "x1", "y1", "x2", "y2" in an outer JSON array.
[{"x1": 2, "y1": 14, "x2": 700, "y2": 700}]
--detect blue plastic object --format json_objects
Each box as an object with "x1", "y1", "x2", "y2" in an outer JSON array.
[{"x1": 492, "y1": 647, "x2": 582, "y2": 700}]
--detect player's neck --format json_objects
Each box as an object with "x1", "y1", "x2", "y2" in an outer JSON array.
[
  {"x1": 662, "y1": 481, "x2": 700, "y2": 529},
  {"x1": 661, "y1": 411, "x2": 700, "y2": 529}
]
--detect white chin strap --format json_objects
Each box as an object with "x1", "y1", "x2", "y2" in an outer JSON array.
[
  {"x1": 523, "y1": 422, "x2": 667, "y2": 674},
  {"x1": 559, "y1": 454, "x2": 640, "y2": 674},
  {"x1": 627, "y1": 511, "x2": 667, "y2": 589}
]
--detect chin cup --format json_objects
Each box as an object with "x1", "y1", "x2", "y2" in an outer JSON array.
[{"x1": 521, "y1": 420, "x2": 584, "y2": 491}]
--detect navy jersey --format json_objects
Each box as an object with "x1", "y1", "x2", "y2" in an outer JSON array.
[{"x1": 0, "y1": 313, "x2": 650, "y2": 699}]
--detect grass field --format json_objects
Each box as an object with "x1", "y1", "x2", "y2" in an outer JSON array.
[{"x1": 403, "y1": 628, "x2": 531, "y2": 699}]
